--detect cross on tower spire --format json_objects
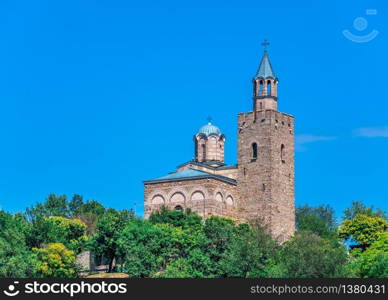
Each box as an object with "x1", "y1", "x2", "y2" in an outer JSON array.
[{"x1": 261, "y1": 39, "x2": 270, "y2": 50}]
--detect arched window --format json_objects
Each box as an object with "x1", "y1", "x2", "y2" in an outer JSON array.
[
  {"x1": 259, "y1": 80, "x2": 264, "y2": 96},
  {"x1": 281, "y1": 144, "x2": 285, "y2": 163},
  {"x1": 174, "y1": 205, "x2": 183, "y2": 211},
  {"x1": 201, "y1": 144, "x2": 206, "y2": 161},
  {"x1": 191, "y1": 191, "x2": 205, "y2": 201},
  {"x1": 252, "y1": 143, "x2": 258, "y2": 159},
  {"x1": 170, "y1": 192, "x2": 185, "y2": 204},
  {"x1": 225, "y1": 195, "x2": 234, "y2": 206},
  {"x1": 267, "y1": 80, "x2": 272, "y2": 96},
  {"x1": 194, "y1": 139, "x2": 198, "y2": 160},
  {"x1": 215, "y1": 192, "x2": 223, "y2": 202},
  {"x1": 259, "y1": 102, "x2": 263, "y2": 110},
  {"x1": 151, "y1": 195, "x2": 165, "y2": 205}
]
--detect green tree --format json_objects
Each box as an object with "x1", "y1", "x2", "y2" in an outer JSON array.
[
  {"x1": 343, "y1": 201, "x2": 387, "y2": 221},
  {"x1": 25, "y1": 194, "x2": 103, "y2": 224},
  {"x1": 33, "y1": 243, "x2": 78, "y2": 278},
  {"x1": 68, "y1": 194, "x2": 84, "y2": 217},
  {"x1": 154, "y1": 258, "x2": 196, "y2": 278},
  {"x1": 268, "y1": 231, "x2": 349, "y2": 278},
  {"x1": 26, "y1": 194, "x2": 69, "y2": 222},
  {"x1": 45, "y1": 216, "x2": 88, "y2": 254},
  {"x1": 118, "y1": 219, "x2": 165, "y2": 277},
  {"x1": 75, "y1": 200, "x2": 106, "y2": 234},
  {"x1": 149, "y1": 206, "x2": 202, "y2": 229},
  {"x1": 351, "y1": 232, "x2": 388, "y2": 278},
  {"x1": 27, "y1": 216, "x2": 88, "y2": 253},
  {"x1": 78, "y1": 200, "x2": 106, "y2": 216},
  {"x1": 0, "y1": 211, "x2": 38, "y2": 277},
  {"x1": 201, "y1": 216, "x2": 237, "y2": 276},
  {"x1": 118, "y1": 217, "x2": 210, "y2": 278},
  {"x1": 296, "y1": 205, "x2": 338, "y2": 239},
  {"x1": 91, "y1": 209, "x2": 134, "y2": 272},
  {"x1": 220, "y1": 222, "x2": 278, "y2": 278},
  {"x1": 339, "y1": 214, "x2": 388, "y2": 246}
]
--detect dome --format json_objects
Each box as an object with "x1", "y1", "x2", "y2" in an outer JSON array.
[{"x1": 197, "y1": 122, "x2": 222, "y2": 137}]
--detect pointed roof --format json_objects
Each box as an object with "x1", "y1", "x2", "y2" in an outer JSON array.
[{"x1": 255, "y1": 50, "x2": 276, "y2": 79}]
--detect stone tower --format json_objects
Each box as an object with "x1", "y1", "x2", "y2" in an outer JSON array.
[{"x1": 237, "y1": 49, "x2": 295, "y2": 242}]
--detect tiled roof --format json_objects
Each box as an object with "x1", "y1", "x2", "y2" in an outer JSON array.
[
  {"x1": 255, "y1": 50, "x2": 276, "y2": 79},
  {"x1": 143, "y1": 168, "x2": 236, "y2": 185},
  {"x1": 176, "y1": 160, "x2": 237, "y2": 171},
  {"x1": 196, "y1": 122, "x2": 222, "y2": 137}
]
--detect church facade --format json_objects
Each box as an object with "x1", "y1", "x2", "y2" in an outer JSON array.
[{"x1": 143, "y1": 49, "x2": 295, "y2": 242}]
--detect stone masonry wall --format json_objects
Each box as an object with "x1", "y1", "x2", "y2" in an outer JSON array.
[
  {"x1": 237, "y1": 109, "x2": 295, "y2": 243},
  {"x1": 144, "y1": 178, "x2": 239, "y2": 220}
]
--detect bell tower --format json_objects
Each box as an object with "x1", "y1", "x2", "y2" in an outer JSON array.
[
  {"x1": 253, "y1": 41, "x2": 278, "y2": 111},
  {"x1": 237, "y1": 43, "x2": 295, "y2": 242}
]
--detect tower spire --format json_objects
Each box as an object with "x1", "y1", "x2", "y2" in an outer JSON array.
[
  {"x1": 252, "y1": 41, "x2": 278, "y2": 111},
  {"x1": 255, "y1": 40, "x2": 276, "y2": 79}
]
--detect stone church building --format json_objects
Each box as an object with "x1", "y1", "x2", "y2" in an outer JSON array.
[{"x1": 143, "y1": 49, "x2": 295, "y2": 242}]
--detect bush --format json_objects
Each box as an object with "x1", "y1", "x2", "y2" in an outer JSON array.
[
  {"x1": 351, "y1": 232, "x2": 388, "y2": 278},
  {"x1": 0, "y1": 211, "x2": 38, "y2": 277},
  {"x1": 33, "y1": 243, "x2": 78, "y2": 278}
]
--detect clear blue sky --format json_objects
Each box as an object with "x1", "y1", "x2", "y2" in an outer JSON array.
[{"x1": 0, "y1": 0, "x2": 387, "y2": 218}]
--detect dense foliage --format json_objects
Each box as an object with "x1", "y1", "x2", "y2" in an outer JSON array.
[
  {"x1": 351, "y1": 232, "x2": 388, "y2": 278},
  {"x1": 296, "y1": 205, "x2": 338, "y2": 240},
  {"x1": 0, "y1": 211, "x2": 37, "y2": 277},
  {"x1": 267, "y1": 231, "x2": 349, "y2": 278},
  {"x1": 33, "y1": 243, "x2": 78, "y2": 278},
  {"x1": 0, "y1": 195, "x2": 386, "y2": 278},
  {"x1": 339, "y1": 214, "x2": 388, "y2": 245},
  {"x1": 91, "y1": 209, "x2": 134, "y2": 272}
]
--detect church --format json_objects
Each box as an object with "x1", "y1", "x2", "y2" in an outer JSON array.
[{"x1": 143, "y1": 47, "x2": 295, "y2": 242}]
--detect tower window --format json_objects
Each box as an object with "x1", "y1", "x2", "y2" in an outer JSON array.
[
  {"x1": 252, "y1": 143, "x2": 258, "y2": 160},
  {"x1": 281, "y1": 144, "x2": 285, "y2": 163},
  {"x1": 267, "y1": 80, "x2": 271, "y2": 96},
  {"x1": 202, "y1": 144, "x2": 206, "y2": 161},
  {"x1": 259, "y1": 80, "x2": 264, "y2": 96},
  {"x1": 262, "y1": 183, "x2": 266, "y2": 192}
]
